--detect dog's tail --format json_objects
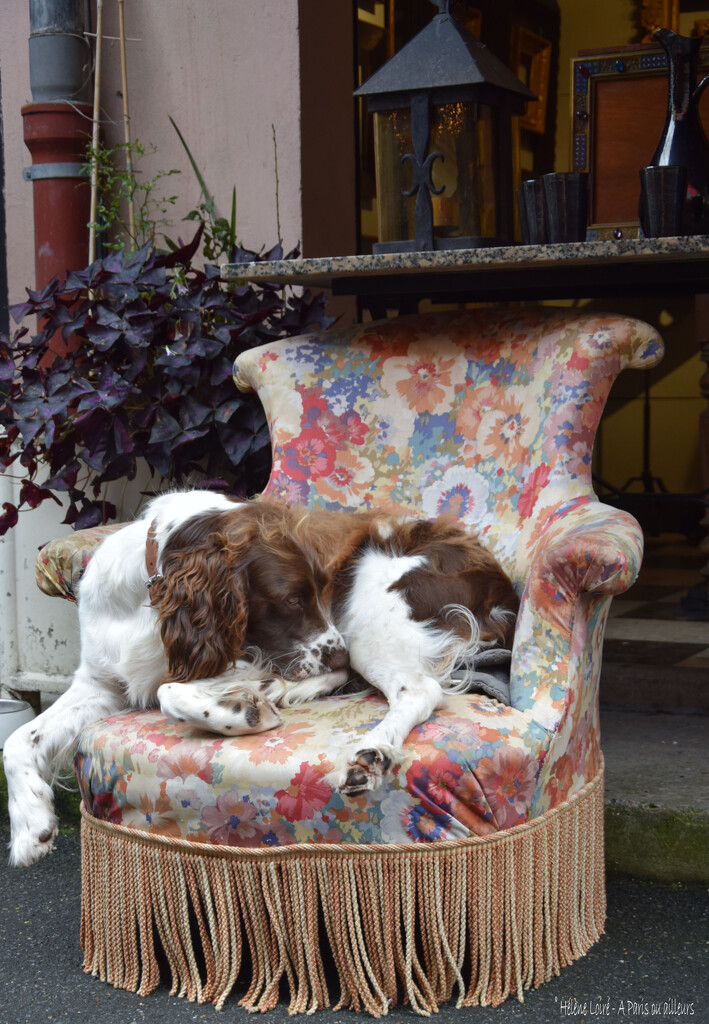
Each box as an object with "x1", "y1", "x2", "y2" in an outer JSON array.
[{"x1": 431, "y1": 603, "x2": 515, "y2": 695}]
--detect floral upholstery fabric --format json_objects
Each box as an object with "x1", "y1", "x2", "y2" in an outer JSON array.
[
  {"x1": 76, "y1": 693, "x2": 550, "y2": 845},
  {"x1": 36, "y1": 524, "x2": 123, "y2": 601},
  {"x1": 72, "y1": 307, "x2": 663, "y2": 845}
]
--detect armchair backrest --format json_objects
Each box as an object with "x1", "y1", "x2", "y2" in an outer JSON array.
[{"x1": 234, "y1": 308, "x2": 663, "y2": 580}]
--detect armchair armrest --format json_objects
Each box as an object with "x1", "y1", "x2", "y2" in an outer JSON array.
[
  {"x1": 510, "y1": 498, "x2": 644, "y2": 725},
  {"x1": 531, "y1": 496, "x2": 644, "y2": 602},
  {"x1": 510, "y1": 497, "x2": 644, "y2": 813},
  {"x1": 35, "y1": 524, "x2": 125, "y2": 601}
]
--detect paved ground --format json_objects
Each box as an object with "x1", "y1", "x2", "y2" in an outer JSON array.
[
  {"x1": 1, "y1": 830, "x2": 706, "y2": 1024},
  {"x1": 602, "y1": 709, "x2": 709, "y2": 810}
]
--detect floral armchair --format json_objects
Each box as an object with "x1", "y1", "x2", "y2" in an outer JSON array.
[{"x1": 37, "y1": 306, "x2": 663, "y2": 1015}]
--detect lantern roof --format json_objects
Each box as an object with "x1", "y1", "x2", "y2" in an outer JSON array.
[{"x1": 354, "y1": 6, "x2": 535, "y2": 108}]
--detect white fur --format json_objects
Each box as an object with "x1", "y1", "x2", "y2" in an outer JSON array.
[
  {"x1": 4, "y1": 491, "x2": 345, "y2": 867},
  {"x1": 333, "y1": 548, "x2": 485, "y2": 795}
]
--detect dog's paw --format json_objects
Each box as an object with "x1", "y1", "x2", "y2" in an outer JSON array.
[
  {"x1": 8, "y1": 817, "x2": 59, "y2": 868},
  {"x1": 214, "y1": 690, "x2": 282, "y2": 735},
  {"x1": 157, "y1": 682, "x2": 282, "y2": 736},
  {"x1": 4, "y1": 761, "x2": 60, "y2": 868},
  {"x1": 338, "y1": 747, "x2": 395, "y2": 796}
]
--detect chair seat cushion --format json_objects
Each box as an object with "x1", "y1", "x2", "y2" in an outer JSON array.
[{"x1": 76, "y1": 691, "x2": 552, "y2": 848}]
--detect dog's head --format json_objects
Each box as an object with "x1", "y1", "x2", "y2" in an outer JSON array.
[{"x1": 150, "y1": 500, "x2": 348, "y2": 683}]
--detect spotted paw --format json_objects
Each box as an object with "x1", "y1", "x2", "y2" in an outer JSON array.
[
  {"x1": 157, "y1": 682, "x2": 282, "y2": 736},
  {"x1": 338, "y1": 747, "x2": 393, "y2": 796},
  {"x1": 9, "y1": 819, "x2": 58, "y2": 868},
  {"x1": 215, "y1": 691, "x2": 282, "y2": 734}
]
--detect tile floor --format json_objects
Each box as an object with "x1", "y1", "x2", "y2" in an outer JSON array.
[{"x1": 604, "y1": 533, "x2": 709, "y2": 675}]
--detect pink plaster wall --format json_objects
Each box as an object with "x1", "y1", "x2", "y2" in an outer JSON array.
[
  {"x1": 0, "y1": 1, "x2": 306, "y2": 310},
  {"x1": 97, "y1": 2, "x2": 304, "y2": 256},
  {"x1": 1, "y1": 4, "x2": 35, "y2": 306}
]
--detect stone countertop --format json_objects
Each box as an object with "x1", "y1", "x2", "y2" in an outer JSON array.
[{"x1": 222, "y1": 235, "x2": 709, "y2": 292}]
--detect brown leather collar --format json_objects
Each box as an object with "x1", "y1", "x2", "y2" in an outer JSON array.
[{"x1": 145, "y1": 518, "x2": 162, "y2": 588}]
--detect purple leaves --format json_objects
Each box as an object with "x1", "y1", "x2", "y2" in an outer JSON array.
[
  {"x1": 0, "y1": 231, "x2": 331, "y2": 535},
  {"x1": 149, "y1": 407, "x2": 182, "y2": 444},
  {"x1": 0, "y1": 502, "x2": 18, "y2": 533},
  {"x1": 20, "y1": 480, "x2": 61, "y2": 510}
]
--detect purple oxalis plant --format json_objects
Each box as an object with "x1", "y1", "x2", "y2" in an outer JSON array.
[{"x1": 0, "y1": 229, "x2": 332, "y2": 535}]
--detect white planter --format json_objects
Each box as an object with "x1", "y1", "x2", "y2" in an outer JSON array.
[{"x1": 0, "y1": 699, "x2": 35, "y2": 748}]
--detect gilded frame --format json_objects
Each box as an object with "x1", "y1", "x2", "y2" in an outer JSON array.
[
  {"x1": 640, "y1": 0, "x2": 709, "y2": 42},
  {"x1": 451, "y1": 3, "x2": 482, "y2": 39},
  {"x1": 641, "y1": 0, "x2": 679, "y2": 41}
]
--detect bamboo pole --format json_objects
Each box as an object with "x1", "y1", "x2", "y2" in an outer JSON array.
[
  {"x1": 117, "y1": 0, "x2": 135, "y2": 243},
  {"x1": 88, "y1": 0, "x2": 104, "y2": 268}
]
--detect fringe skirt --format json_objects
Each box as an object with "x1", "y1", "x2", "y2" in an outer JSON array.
[{"x1": 79, "y1": 761, "x2": 606, "y2": 1016}]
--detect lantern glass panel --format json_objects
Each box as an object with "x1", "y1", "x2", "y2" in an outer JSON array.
[
  {"x1": 373, "y1": 101, "x2": 498, "y2": 248},
  {"x1": 373, "y1": 108, "x2": 412, "y2": 244},
  {"x1": 431, "y1": 102, "x2": 496, "y2": 242}
]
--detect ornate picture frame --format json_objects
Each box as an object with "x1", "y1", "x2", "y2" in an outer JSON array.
[{"x1": 571, "y1": 44, "x2": 709, "y2": 240}]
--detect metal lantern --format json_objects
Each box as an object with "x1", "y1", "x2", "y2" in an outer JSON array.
[{"x1": 355, "y1": 0, "x2": 535, "y2": 253}]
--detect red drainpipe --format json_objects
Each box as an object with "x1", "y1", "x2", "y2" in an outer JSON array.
[{"x1": 22, "y1": 101, "x2": 92, "y2": 357}]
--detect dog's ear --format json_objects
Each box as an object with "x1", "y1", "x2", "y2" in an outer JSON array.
[{"x1": 150, "y1": 512, "x2": 254, "y2": 682}]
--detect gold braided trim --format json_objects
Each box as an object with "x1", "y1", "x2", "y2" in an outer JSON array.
[{"x1": 80, "y1": 761, "x2": 606, "y2": 1016}]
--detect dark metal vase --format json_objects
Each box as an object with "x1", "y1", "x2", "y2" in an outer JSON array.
[{"x1": 649, "y1": 28, "x2": 709, "y2": 234}]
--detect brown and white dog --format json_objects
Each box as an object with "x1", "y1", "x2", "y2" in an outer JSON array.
[{"x1": 4, "y1": 490, "x2": 518, "y2": 867}]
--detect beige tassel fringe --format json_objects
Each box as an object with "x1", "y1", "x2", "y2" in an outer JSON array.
[{"x1": 80, "y1": 763, "x2": 606, "y2": 1015}]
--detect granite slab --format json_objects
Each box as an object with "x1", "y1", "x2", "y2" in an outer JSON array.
[{"x1": 222, "y1": 236, "x2": 709, "y2": 299}]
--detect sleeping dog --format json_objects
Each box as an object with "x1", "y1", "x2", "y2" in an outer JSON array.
[{"x1": 4, "y1": 491, "x2": 518, "y2": 867}]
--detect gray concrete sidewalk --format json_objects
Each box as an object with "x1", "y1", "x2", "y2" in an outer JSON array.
[
  {"x1": 602, "y1": 707, "x2": 709, "y2": 882},
  {"x1": 1, "y1": 829, "x2": 706, "y2": 1024}
]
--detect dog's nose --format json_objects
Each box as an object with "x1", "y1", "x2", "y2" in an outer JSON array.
[{"x1": 327, "y1": 648, "x2": 349, "y2": 671}]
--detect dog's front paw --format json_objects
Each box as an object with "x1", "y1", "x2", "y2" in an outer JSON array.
[
  {"x1": 214, "y1": 690, "x2": 282, "y2": 735},
  {"x1": 8, "y1": 816, "x2": 59, "y2": 868},
  {"x1": 338, "y1": 747, "x2": 395, "y2": 796},
  {"x1": 4, "y1": 758, "x2": 60, "y2": 868}
]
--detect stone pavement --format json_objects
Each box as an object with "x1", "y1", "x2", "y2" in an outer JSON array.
[{"x1": 599, "y1": 532, "x2": 709, "y2": 884}]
